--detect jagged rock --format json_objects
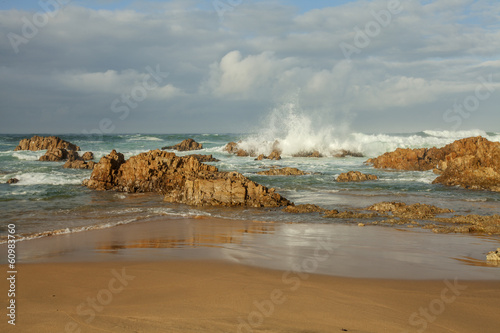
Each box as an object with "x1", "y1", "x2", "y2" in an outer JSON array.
[
  {"x1": 336, "y1": 171, "x2": 378, "y2": 182},
  {"x1": 39, "y1": 148, "x2": 69, "y2": 161},
  {"x1": 7, "y1": 178, "x2": 19, "y2": 184},
  {"x1": 486, "y1": 248, "x2": 500, "y2": 263},
  {"x1": 293, "y1": 150, "x2": 323, "y2": 158},
  {"x1": 224, "y1": 142, "x2": 239, "y2": 154},
  {"x1": 367, "y1": 201, "x2": 453, "y2": 219},
  {"x1": 15, "y1": 135, "x2": 80, "y2": 151},
  {"x1": 81, "y1": 152, "x2": 94, "y2": 160},
  {"x1": 83, "y1": 149, "x2": 290, "y2": 207},
  {"x1": 283, "y1": 204, "x2": 326, "y2": 213},
  {"x1": 187, "y1": 154, "x2": 220, "y2": 162},
  {"x1": 254, "y1": 150, "x2": 282, "y2": 161},
  {"x1": 366, "y1": 137, "x2": 500, "y2": 192},
  {"x1": 63, "y1": 159, "x2": 96, "y2": 170},
  {"x1": 257, "y1": 167, "x2": 309, "y2": 176},
  {"x1": 163, "y1": 138, "x2": 203, "y2": 151},
  {"x1": 432, "y1": 137, "x2": 500, "y2": 192},
  {"x1": 333, "y1": 150, "x2": 364, "y2": 158},
  {"x1": 236, "y1": 149, "x2": 250, "y2": 157}
]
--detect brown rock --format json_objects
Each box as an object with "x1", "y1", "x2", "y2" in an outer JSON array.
[
  {"x1": 283, "y1": 204, "x2": 326, "y2": 213},
  {"x1": 257, "y1": 167, "x2": 309, "y2": 176},
  {"x1": 39, "y1": 148, "x2": 70, "y2": 161},
  {"x1": 236, "y1": 149, "x2": 250, "y2": 157},
  {"x1": 83, "y1": 149, "x2": 290, "y2": 208},
  {"x1": 486, "y1": 248, "x2": 500, "y2": 263},
  {"x1": 163, "y1": 138, "x2": 203, "y2": 151},
  {"x1": 7, "y1": 178, "x2": 19, "y2": 184},
  {"x1": 63, "y1": 160, "x2": 96, "y2": 170},
  {"x1": 365, "y1": 147, "x2": 445, "y2": 171},
  {"x1": 15, "y1": 135, "x2": 80, "y2": 151},
  {"x1": 366, "y1": 201, "x2": 453, "y2": 219},
  {"x1": 254, "y1": 150, "x2": 282, "y2": 161},
  {"x1": 255, "y1": 154, "x2": 266, "y2": 161},
  {"x1": 224, "y1": 142, "x2": 239, "y2": 154},
  {"x1": 81, "y1": 152, "x2": 94, "y2": 160},
  {"x1": 186, "y1": 154, "x2": 220, "y2": 163},
  {"x1": 293, "y1": 150, "x2": 323, "y2": 158},
  {"x1": 336, "y1": 171, "x2": 378, "y2": 182},
  {"x1": 333, "y1": 150, "x2": 364, "y2": 158}
]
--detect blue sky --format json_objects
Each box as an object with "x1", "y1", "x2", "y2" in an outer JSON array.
[{"x1": 0, "y1": 0, "x2": 499, "y2": 134}]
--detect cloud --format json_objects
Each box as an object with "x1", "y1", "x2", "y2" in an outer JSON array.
[{"x1": 0, "y1": 0, "x2": 499, "y2": 134}]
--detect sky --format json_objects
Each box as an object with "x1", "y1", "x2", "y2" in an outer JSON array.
[{"x1": 0, "y1": 0, "x2": 499, "y2": 134}]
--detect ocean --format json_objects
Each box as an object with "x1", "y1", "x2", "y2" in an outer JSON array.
[{"x1": 1, "y1": 129, "x2": 500, "y2": 243}]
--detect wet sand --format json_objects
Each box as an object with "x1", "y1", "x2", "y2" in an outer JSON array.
[{"x1": 1, "y1": 217, "x2": 500, "y2": 332}]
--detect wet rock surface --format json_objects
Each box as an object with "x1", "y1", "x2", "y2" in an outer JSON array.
[
  {"x1": 162, "y1": 138, "x2": 203, "y2": 151},
  {"x1": 15, "y1": 135, "x2": 80, "y2": 152},
  {"x1": 257, "y1": 167, "x2": 309, "y2": 176},
  {"x1": 336, "y1": 171, "x2": 378, "y2": 182}
]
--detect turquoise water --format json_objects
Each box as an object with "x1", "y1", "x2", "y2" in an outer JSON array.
[{"x1": 1, "y1": 130, "x2": 500, "y2": 241}]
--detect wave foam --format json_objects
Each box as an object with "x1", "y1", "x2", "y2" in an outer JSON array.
[{"x1": 15, "y1": 172, "x2": 85, "y2": 186}]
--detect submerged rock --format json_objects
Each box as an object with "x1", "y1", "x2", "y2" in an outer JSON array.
[
  {"x1": 332, "y1": 150, "x2": 364, "y2": 158},
  {"x1": 283, "y1": 204, "x2": 326, "y2": 213},
  {"x1": 6, "y1": 178, "x2": 19, "y2": 184},
  {"x1": 162, "y1": 138, "x2": 203, "y2": 151},
  {"x1": 367, "y1": 201, "x2": 454, "y2": 218},
  {"x1": 83, "y1": 149, "x2": 290, "y2": 207},
  {"x1": 292, "y1": 150, "x2": 323, "y2": 158},
  {"x1": 257, "y1": 167, "x2": 309, "y2": 176},
  {"x1": 336, "y1": 171, "x2": 378, "y2": 182},
  {"x1": 15, "y1": 135, "x2": 80, "y2": 152}
]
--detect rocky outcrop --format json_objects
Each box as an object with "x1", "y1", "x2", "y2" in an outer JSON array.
[
  {"x1": 366, "y1": 147, "x2": 445, "y2": 171},
  {"x1": 163, "y1": 138, "x2": 203, "y2": 151},
  {"x1": 224, "y1": 142, "x2": 239, "y2": 154},
  {"x1": 81, "y1": 152, "x2": 94, "y2": 160},
  {"x1": 255, "y1": 150, "x2": 282, "y2": 161},
  {"x1": 432, "y1": 137, "x2": 500, "y2": 192},
  {"x1": 366, "y1": 137, "x2": 500, "y2": 192},
  {"x1": 63, "y1": 159, "x2": 96, "y2": 170},
  {"x1": 257, "y1": 167, "x2": 309, "y2": 176},
  {"x1": 336, "y1": 171, "x2": 378, "y2": 182},
  {"x1": 487, "y1": 248, "x2": 500, "y2": 263},
  {"x1": 15, "y1": 136, "x2": 80, "y2": 152},
  {"x1": 39, "y1": 148, "x2": 79, "y2": 162},
  {"x1": 283, "y1": 204, "x2": 326, "y2": 213},
  {"x1": 187, "y1": 154, "x2": 220, "y2": 163},
  {"x1": 367, "y1": 201, "x2": 453, "y2": 219},
  {"x1": 6, "y1": 178, "x2": 19, "y2": 184},
  {"x1": 83, "y1": 149, "x2": 290, "y2": 207},
  {"x1": 292, "y1": 150, "x2": 323, "y2": 158},
  {"x1": 332, "y1": 150, "x2": 364, "y2": 158}
]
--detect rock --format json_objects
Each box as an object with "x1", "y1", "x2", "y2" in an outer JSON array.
[
  {"x1": 486, "y1": 248, "x2": 500, "y2": 263},
  {"x1": 7, "y1": 178, "x2": 19, "y2": 184},
  {"x1": 163, "y1": 138, "x2": 203, "y2": 151},
  {"x1": 254, "y1": 150, "x2": 282, "y2": 161},
  {"x1": 432, "y1": 137, "x2": 500, "y2": 192},
  {"x1": 257, "y1": 167, "x2": 309, "y2": 176},
  {"x1": 15, "y1": 135, "x2": 80, "y2": 151},
  {"x1": 81, "y1": 152, "x2": 94, "y2": 160},
  {"x1": 39, "y1": 148, "x2": 70, "y2": 161},
  {"x1": 366, "y1": 201, "x2": 453, "y2": 219},
  {"x1": 186, "y1": 154, "x2": 220, "y2": 162},
  {"x1": 366, "y1": 136, "x2": 500, "y2": 192},
  {"x1": 283, "y1": 204, "x2": 326, "y2": 213},
  {"x1": 333, "y1": 150, "x2": 364, "y2": 158},
  {"x1": 292, "y1": 150, "x2": 323, "y2": 158},
  {"x1": 83, "y1": 149, "x2": 290, "y2": 207},
  {"x1": 236, "y1": 149, "x2": 250, "y2": 157},
  {"x1": 224, "y1": 142, "x2": 239, "y2": 154},
  {"x1": 63, "y1": 160, "x2": 96, "y2": 170},
  {"x1": 336, "y1": 171, "x2": 378, "y2": 182}
]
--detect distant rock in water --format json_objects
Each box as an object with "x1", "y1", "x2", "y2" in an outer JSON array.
[
  {"x1": 283, "y1": 204, "x2": 326, "y2": 213},
  {"x1": 7, "y1": 178, "x2": 19, "y2": 184},
  {"x1": 255, "y1": 150, "x2": 282, "y2": 161},
  {"x1": 15, "y1": 135, "x2": 80, "y2": 152},
  {"x1": 83, "y1": 149, "x2": 290, "y2": 207},
  {"x1": 332, "y1": 149, "x2": 364, "y2": 158},
  {"x1": 162, "y1": 138, "x2": 202, "y2": 151},
  {"x1": 63, "y1": 159, "x2": 96, "y2": 170},
  {"x1": 257, "y1": 167, "x2": 309, "y2": 176},
  {"x1": 336, "y1": 171, "x2": 378, "y2": 182},
  {"x1": 186, "y1": 154, "x2": 220, "y2": 162},
  {"x1": 292, "y1": 150, "x2": 323, "y2": 158},
  {"x1": 81, "y1": 152, "x2": 94, "y2": 161},
  {"x1": 366, "y1": 136, "x2": 500, "y2": 192}
]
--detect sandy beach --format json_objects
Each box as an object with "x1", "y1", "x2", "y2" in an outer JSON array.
[{"x1": 2, "y1": 217, "x2": 500, "y2": 332}]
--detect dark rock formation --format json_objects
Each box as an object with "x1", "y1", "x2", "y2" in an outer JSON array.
[
  {"x1": 81, "y1": 152, "x2": 94, "y2": 160},
  {"x1": 283, "y1": 204, "x2": 326, "y2": 213},
  {"x1": 257, "y1": 167, "x2": 309, "y2": 176},
  {"x1": 186, "y1": 154, "x2": 220, "y2": 163},
  {"x1": 292, "y1": 150, "x2": 323, "y2": 158},
  {"x1": 83, "y1": 149, "x2": 290, "y2": 207},
  {"x1": 336, "y1": 171, "x2": 378, "y2": 182},
  {"x1": 7, "y1": 178, "x2": 19, "y2": 184},
  {"x1": 63, "y1": 159, "x2": 96, "y2": 170},
  {"x1": 15, "y1": 135, "x2": 80, "y2": 151},
  {"x1": 367, "y1": 201, "x2": 453, "y2": 219},
  {"x1": 255, "y1": 150, "x2": 282, "y2": 161},
  {"x1": 163, "y1": 138, "x2": 203, "y2": 151},
  {"x1": 333, "y1": 150, "x2": 364, "y2": 158}
]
